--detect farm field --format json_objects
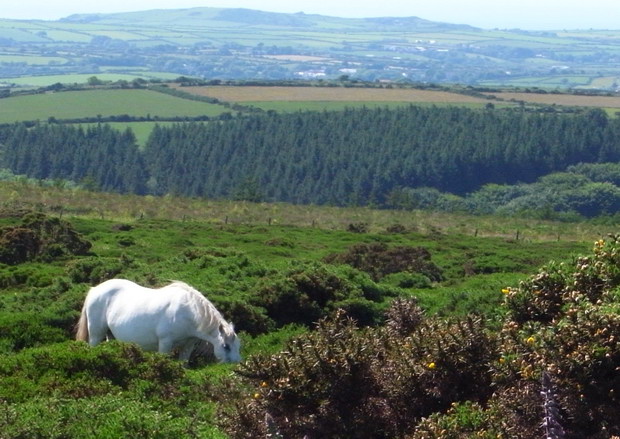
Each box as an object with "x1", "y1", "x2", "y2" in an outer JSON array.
[
  {"x1": 0, "y1": 89, "x2": 228, "y2": 123},
  {"x1": 235, "y1": 100, "x2": 495, "y2": 112},
  {"x1": 487, "y1": 91, "x2": 620, "y2": 108},
  {"x1": 75, "y1": 121, "x2": 180, "y2": 146},
  {"x1": 176, "y1": 85, "x2": 494, "y2": 105},
  {"x1": 1, "y1": 72, "x2": 181, "y2": 87}
]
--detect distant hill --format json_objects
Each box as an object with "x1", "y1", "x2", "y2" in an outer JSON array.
[
  {"x1": 61, "y1": 7, "x2": 477, "y2": 31},
  {"x1": 0, "y1": 7, "x2": 619, "y2": 88}
]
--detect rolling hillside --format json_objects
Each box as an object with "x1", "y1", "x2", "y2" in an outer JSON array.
[{"x1": 0, "y1": 7, "x2": 619, "y2": 88}]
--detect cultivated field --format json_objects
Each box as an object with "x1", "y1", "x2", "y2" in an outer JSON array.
[
  {"x1": 176, "y1": 85, "x2": 494, "y2": 104},
  {"x1": 486, "y1": 91, "x2": 620, "y2": 108}
]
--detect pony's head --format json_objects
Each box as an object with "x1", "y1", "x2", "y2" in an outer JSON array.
[{"x1": 212, "y1": 322, "x2": 241, "y2": 363}]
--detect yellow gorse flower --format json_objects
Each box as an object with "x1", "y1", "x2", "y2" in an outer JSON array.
[{"x1": 427, "y1": 362, "x2": 436, "y2": 369}]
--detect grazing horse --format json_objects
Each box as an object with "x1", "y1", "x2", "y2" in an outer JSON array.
[{"x1": 76, "y1": 279, "x2": 241, "y2": 363}]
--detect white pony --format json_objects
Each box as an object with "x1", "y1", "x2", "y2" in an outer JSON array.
[{"x1": 76, "y1": 279, "x2": 241, "y2": 363}]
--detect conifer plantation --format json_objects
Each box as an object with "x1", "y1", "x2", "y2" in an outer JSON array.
[{"x1": 2, "y1": 106, "x2": 618, "y2": 206}]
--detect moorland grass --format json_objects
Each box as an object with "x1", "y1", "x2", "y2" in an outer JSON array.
[
  {"x1": 0, "y1": 181, "x2": 614, "y2": 242},
  {"x1": 0, "y1": 185, "x2": 605, "y2": 438},
  {"x1": 0, "y1": 182, "x2": 594, "y2": 320}
]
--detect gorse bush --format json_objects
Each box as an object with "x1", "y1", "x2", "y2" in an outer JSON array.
[
  {"x1": 221, "y1": 237, "x2": 620, "y2": 438},
  {"x1": 496, "y1": 237, "x2": 620, "y2": 438},
  {"x1": 0, "y1": 212, "x2": 91, "y2": 264},
  {"x1": 249, "y1": 262, "x2": 397, "y2": 333},
  {"x1": 67, "y1": 256, "x2": 125, "y2": 284},
  {"x1": 416, "y1": 236, "x2": 620, "y2": 438},
  {"x1": 222, "y1": 304, "x2": 498, "y2": 439},
  {"x1": 324, "y1": 242, "x2": 443, "y2": 282}
]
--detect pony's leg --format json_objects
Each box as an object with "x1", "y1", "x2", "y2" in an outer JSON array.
[
  {"x1": 86, "y1": 312, "x2": 109, "y2": 347},
  {"x1": 178, "y1": 339, "x2": 198, "y2": 364},
  {"x1": 157, "y1": 337, "x2": 175, "y2": 355}
]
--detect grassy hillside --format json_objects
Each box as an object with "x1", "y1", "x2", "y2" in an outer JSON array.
[
  {"x1": 0, "y1": 179, "x2": 615, "y2": 242},
  {"x1": 0, "y1": 190, "x2": 595, "y2": 346},
  {"x1": 0, "y1": 185, "x2": 616, "y2": 437}
]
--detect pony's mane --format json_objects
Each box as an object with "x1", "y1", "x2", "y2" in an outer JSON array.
[{"x1": 167, "y1": 281, "x2": 228, "y2": 333}]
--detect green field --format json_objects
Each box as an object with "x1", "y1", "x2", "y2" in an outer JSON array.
[
  {"x1": 0, "y1": 89, "x2": 227, "y2": 123},
  {"x1": 75, "y1": 121, "x2": 182, "y2": 146},
  {"x1": 1, "y1": 72, "x2": 181, "y2": 87},
  {"x1": 0, "y1": 54, "x2": 68, "y2": 65}
]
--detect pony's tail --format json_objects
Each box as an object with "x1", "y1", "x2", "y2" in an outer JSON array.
[{"x1": 75, "y1": 305, "x2": 89, "y2": 342}]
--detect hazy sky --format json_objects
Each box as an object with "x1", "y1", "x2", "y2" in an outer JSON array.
[{"x1": 2, "y1": 0, "x2": 619, "y2": 30}]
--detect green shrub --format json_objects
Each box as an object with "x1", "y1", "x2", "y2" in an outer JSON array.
[
  {"x1": 335, "y1": 297, "x2": 384, "y2": 327},
  {"x1": 0, "y1": 394, "x2": 222, "y2": 439},
  {"x1": 216, "y1": 299, "x2": 275, "y2": 336},
  {"x1": 252, "y1": 262, "x2": 391, "y2": 330},
  {"x1": 0, "y1": 312, "x2": 66, "y2": 353},
  {"x1": 324, "y1": 242, "x2": 443, "y2": 282},
  {"x1": 66, "y1": 257, "x2": 124, "y2": 284},
  {"x1": 347, "y1": 222, "x2": 369, "y2": 233},
  {"x1": 383, "y1": 272, "x2": 433, "y2": 289},
  {"x1": 0, "y1": 341, "x2": 186, "y2": 403}
]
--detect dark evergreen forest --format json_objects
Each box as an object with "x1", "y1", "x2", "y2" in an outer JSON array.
[
  {"x1": 0, "y1": 124, "x2": 148, "y2": 194},
  {"x1": 1, "y1": 106, "x2": 619, "y2": 209}
]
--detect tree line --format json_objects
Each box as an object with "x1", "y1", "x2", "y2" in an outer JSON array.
[{"x1": 1, "y1": 105, "x2": 620, "y2": 215}]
